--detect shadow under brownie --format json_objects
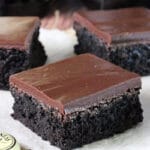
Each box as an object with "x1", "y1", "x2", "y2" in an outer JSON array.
[
  {"x1": 74, "y1": 7, "x2": 150, "y2": 76},
  {"x1": 0, "y1": 17, "x2": 47, "y2": 89},
  {"x1": 10, "y1": 54, "x2": 143, "y2": 150}
]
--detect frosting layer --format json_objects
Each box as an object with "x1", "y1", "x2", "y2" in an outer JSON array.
[
  {"x1": 0, "y1": 17, "x2": 39, "y2": 50},
  {"x1": 75, "y1": 7, "x2": 150, "y2": 44}
]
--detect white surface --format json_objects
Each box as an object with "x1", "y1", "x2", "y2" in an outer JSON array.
[
  {"x1": 39, "y1": 28, "x2": 77, "y2": 64},
  {"x1": 0, "y1": 29, "x2": 150, "y2": 150}
]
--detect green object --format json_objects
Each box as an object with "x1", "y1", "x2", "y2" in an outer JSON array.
[{"x1": 0, "y1": 133, "x2": 21, "y2": 150}]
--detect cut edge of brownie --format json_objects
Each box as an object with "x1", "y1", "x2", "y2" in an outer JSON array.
[
  {"x1": 11, "y1": 85, "x2": 143, "y2": 150},
  {"x1": 74, "y1": 22, "x2": 109, "y2": 60},
  {"x1": 109, "y1": 43, "x2": 150, "y2": 76},
  {"x1": 28, "y1": 25, "x2": 47, "y2": 68},
  {"x1": 0, "y1": 21, "x2": 47, "y2": 90}
]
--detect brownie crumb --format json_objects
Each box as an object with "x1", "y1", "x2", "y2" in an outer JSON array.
[{"x1": 11, "y1": 86, "x2": 143, "y2": 150}]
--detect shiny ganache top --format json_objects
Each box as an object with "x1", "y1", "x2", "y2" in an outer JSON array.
[
  {"x1": 0, "y1": 17, "x2": 39, "y2": 50},
  {"x1": 10, "y1": 54, "x2": 141, "y2": 115},
  {"x1": 74, "y1": 7, "x2": 150, "y2": 45}
]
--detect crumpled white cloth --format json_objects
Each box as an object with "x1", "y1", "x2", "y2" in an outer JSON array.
[
  {"x1": 0, "y1": 29, "x2": 150, "y2": 150},
  {"x1": 39, "y1": 28, "x2": 77, "y2": 64}
]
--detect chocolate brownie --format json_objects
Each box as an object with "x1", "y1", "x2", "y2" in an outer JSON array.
[
  {"x1": 0, "y1": 17, "x2": 47, "y2": 89},
  {"x1": 10, "y1": 54, "x2": 143, "y2": 150},
  {"x1": 74, "y1": 7, "x2": 150, "y2": 75}
]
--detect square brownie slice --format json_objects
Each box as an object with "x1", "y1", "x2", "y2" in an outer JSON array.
[
  {"x1": 10, "y1": 54, "x2": 143, "y2": 150},
  {"x1": 74, "y1": 7, "x2": 150, "y2": 75},
  {"x1": 0, "y1": 17, "x2": 47, "y2": 89}
]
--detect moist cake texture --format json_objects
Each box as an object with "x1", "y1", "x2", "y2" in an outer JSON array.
[
  {"x1": 10, "y1": 54, "x2": 143, "y2": 150},
  {"x1": 74, "y1": 7, "x2": 150, "y2": 75},
  {"x1": 0, "y1": 17, "x2": 47, "y2": 89}
]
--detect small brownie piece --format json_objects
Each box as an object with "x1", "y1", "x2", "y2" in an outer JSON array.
[
  {"x1": 10, "y1": 54, "x2": 143, "y2": 150},
  {"x1": 74, "y1": 7, "x2": 150, "y2": 75},
  {"x1": 0, "y1": 17, "x2": 47, "y2": 89}
]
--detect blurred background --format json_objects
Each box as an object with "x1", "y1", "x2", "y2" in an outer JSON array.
[{"x1": 0, "y1": 0, "x2": 149, "y2": 17}]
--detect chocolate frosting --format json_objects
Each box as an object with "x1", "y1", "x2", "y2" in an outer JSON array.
[
  {"x1": 0, "y1": 17, "x2": 39, "y2": 50},
  {"x1": 75, "y1": 7, "x2": 150, "y2": 44},
  {"x1": 73, "y1": 13, "x2": 112, "y2": 45},
  {"x1": 10, "y1": 54, "x2": 141, "y2": 115}
]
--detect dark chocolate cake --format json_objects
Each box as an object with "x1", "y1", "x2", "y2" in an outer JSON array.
[
  {"x1": 0, "y1": 17, "x2": 47, "y2": 89},
  {"x1": 74, "y1": 7, "x2": 150, "y2": 75},
  {"x1": 10, "y1": 54, "x2": 143, "y2": 150}
]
